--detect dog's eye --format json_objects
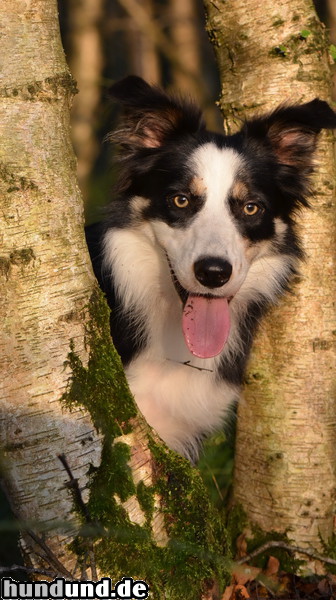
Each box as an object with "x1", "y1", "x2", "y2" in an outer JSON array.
[
  {"x1": 172, "y1": 195, "x2": 189, "y2": 208},
  {"x1": 243, "y1": 203, "x2": 260, "y2": 216}
]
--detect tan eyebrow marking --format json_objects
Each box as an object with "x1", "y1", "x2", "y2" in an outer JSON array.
[
  {"x1": 231, "y1": 180, "x2": 249, "y2": 200},
  {"x1": 190, "y1": 176, "x2": 207, "y2": 196},
  {"x1": 130, "y1": 196, "x2": 150, "y2": 216}
]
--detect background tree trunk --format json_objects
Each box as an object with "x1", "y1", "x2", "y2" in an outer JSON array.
[
  {"x1": 66, "y1": 0, "x2": 104, "y2": 206},
  {"x1": 169, "y1": 0, "x2": 202, "y2": 99},
  {"x1": 204, "y1": 0, "x2": 336, "y2": 564},
  {"x1": 327, "y1": 0, "x2": 336, "y2": 100},
  {"x1": 125, "y1": 0, "x2": 161, "y2": 84},
  {"x1": 1, "y1": 1, "x2": 228, "y2": 596}
]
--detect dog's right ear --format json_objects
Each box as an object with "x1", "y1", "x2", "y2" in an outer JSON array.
[{"x1": 109, "y1": 76, "x2": 205, "y2": 151}]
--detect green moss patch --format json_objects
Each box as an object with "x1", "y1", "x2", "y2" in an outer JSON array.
[
  {"x1": 62, "y1": 286, "x2": 136, "y2": 438},
  {"x1": 227, "y1": 505, "x2": 303, "y2": 574},
  {"x1": 269, "y1": 17, "x2": 329, "y2": 64},
  {"x1": 61, "y1": 287, "x2": 231, "y2": 599}
]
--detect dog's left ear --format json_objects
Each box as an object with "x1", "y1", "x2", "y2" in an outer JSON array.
[
  {"x1": 243, "y1": 99, "x2": 336, "y2": 168},
  {"x1": 109, "y1": 76, "x2": 205, "y2": 151}
]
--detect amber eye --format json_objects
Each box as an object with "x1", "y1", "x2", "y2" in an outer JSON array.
[
  {"x1": 172, "y1": 195, "x2": 189, "y2": 208},
  {"x1": 243, "y1": 203, "x2": 260, "y2": 216}
]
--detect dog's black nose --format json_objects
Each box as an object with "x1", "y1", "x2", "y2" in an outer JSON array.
[{"x1": 194, "y1": 257, "x2": 232, "y2": 288}]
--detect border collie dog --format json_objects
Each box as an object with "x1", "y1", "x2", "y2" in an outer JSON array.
[{"x1": 86, "y1": 76, "x2": 336, "y2": 460}]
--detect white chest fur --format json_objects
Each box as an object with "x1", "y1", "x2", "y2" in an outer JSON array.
[
  {"x1": 103, "y1": 226, "x2": 240, "y2": 458},
  {"x1": 126, "y1": 354, "x2": 239, "y2": 459}
]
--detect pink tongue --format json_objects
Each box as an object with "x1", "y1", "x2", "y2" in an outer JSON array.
[{"x1": 182, "y1": 295, "x2": 231, "y2": 359}]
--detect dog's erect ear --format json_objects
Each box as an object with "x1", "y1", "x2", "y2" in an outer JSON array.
[
  {"x1": 243, "y1": 99, "x2": 336, "y2": 168},
  {"x1": 109, "y1": 76, "x2": 205, "y2": 150}
]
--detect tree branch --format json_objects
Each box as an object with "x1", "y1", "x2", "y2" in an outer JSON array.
[{"x1": 237, "y1": 540, "x2": 336, "y2": 567}]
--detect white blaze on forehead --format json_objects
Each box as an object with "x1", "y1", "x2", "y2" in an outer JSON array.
[
  {"x1": 151, "y1": 142, "x2": 249, "y2": 298},
  {"x1": 181, "y1": 143, "x2": 246, "y2": 270},
  {"x1": 188, "y1": 143, "x2": 243, "y2": 208}
]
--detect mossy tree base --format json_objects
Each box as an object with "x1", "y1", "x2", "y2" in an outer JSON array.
[{"x1": 62, "y1": 288, "x2": 231, "y2": 600}]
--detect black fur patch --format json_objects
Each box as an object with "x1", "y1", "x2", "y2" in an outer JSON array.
[
  {"x1": 85, "y1": 78, "x2": 336, "y2": 458},
  {"x1": 85, "y1": 223, "x2": 147, "y2": 364}
]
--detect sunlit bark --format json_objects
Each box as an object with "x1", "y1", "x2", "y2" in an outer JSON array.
[
  {"x1": 0, "y1": 4, "x2": 225, "y2": 596},
  {"x1": 204, "y1": 0, "x2": 336, "y2": 564}
]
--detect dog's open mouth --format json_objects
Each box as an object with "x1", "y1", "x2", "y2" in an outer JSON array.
[{"x1": 168, "y1": 258, "x2": 231, "y2": 359}]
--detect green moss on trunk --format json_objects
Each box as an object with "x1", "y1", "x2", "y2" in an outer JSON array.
[
  {"x1": 62, "y1": 286, "x2": 136, "y2": 436},
  {"x1": 61, "y1": 287, "x2": 231, "y2": 599}
]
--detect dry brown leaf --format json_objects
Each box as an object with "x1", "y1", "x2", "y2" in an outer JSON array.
[
  {"x1": 254, "y1": 584, "x2": 269, "y2": 598},
  {"x1": 264, "y1": 555, "x2": 280, "y2": 577},
  {"x1": 327, "y1": 573, "x2": 336, "y2": 585},
  {"x1": 317, "y1": 577, "x2": 330, "y2": 595},
  {"x1": 276, "y1": 573, "x2": 292, "y2": 595},
  {"x1": 235, "y1": 584, "x2": 250, "y2": 599},
  {"x1": 221, "y1": 582, "x2": 251, "y2": 600},
  {"x1": 256, "y1": 573, "x2": 280, "y2": 595},
  {"x1": 233, "y1": 564, "x2": 262, "y2": 586}
]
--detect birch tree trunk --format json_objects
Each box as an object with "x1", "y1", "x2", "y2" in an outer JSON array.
[
  {"x1": 204, "y1": 0, "x2": 336, "y2": 562},
  {"x1": 0, "y1": 1, "x2": 227, "y2": 596},
  {"x1": 0, "y1": 0, "x2": 101, "y2": 574}
]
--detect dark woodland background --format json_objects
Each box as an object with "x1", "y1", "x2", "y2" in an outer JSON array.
[
  {"x1": 58, "y1": 0, "x2": 223, "y2": 224},
  {"x1": 56, "y1": 0, "x2": 333, "y2": 223}
]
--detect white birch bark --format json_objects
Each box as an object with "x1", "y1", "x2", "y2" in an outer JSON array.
[
  {"x1": 204, "y1": 0, "x2": 336, "y2": 563},
  {"x1": 0, "y1": 0, "x2": 103, "y2": 574},
  {"x1": 0, "y1": 5, "x2": 222, "y2": 596}
]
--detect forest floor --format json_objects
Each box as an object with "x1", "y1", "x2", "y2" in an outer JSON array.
[
  {"x1": 199, "y1": 439, "x2": 336, "y2": 599},
  {"x1": 221, "y1": 556, "x2": 336, "y2": 600}
]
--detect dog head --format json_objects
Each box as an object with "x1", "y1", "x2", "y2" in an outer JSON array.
[{"x1": 107, "y1": 76, "x2": 336, "y2": 358}]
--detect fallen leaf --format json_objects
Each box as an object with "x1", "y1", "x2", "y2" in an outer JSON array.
[
  {"x1": 317, "y1": 578, "x2": 330, "y2": 595},
  {"x1": 235, "y1": 584, "x2": 250, "y2": 599},
  {"x1": 264, "y1": 555, "x2": 280, "y2": 577},
  {"x1": 233, "y1": 564, "x2": 261, "y2": 586},
  {"x1": 327, "y1": 573, "x2": 336, "y2": 585}
]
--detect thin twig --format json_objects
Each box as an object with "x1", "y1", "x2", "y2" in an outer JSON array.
[
  {"x1": 4, "y1": 505, "x2": 73, "y2": 579},
  {"x1": 166, "y1": 358, "x2": 213, "y2": 372},
  {"x1": 23, "y1": 528, "x2": 73, "y2": 578},
  {"x1": 58, "y1": 454, "x2": 97, "y2": 580},
  {"x1": 183, "y1": 360, "x2": 214, "y2": 372},
  {"x1": 58, "y1": 454, "x2": 92, "y2": 523},
  {"x1": 88, "y1": 550, "x2": 97, "y2": 581},
  {"x1": 237, "y1": 540, "x2": 336, "y2": 566},
  {"x1": 1, "y1": 472, "x2": 73, "y2": 579}
]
